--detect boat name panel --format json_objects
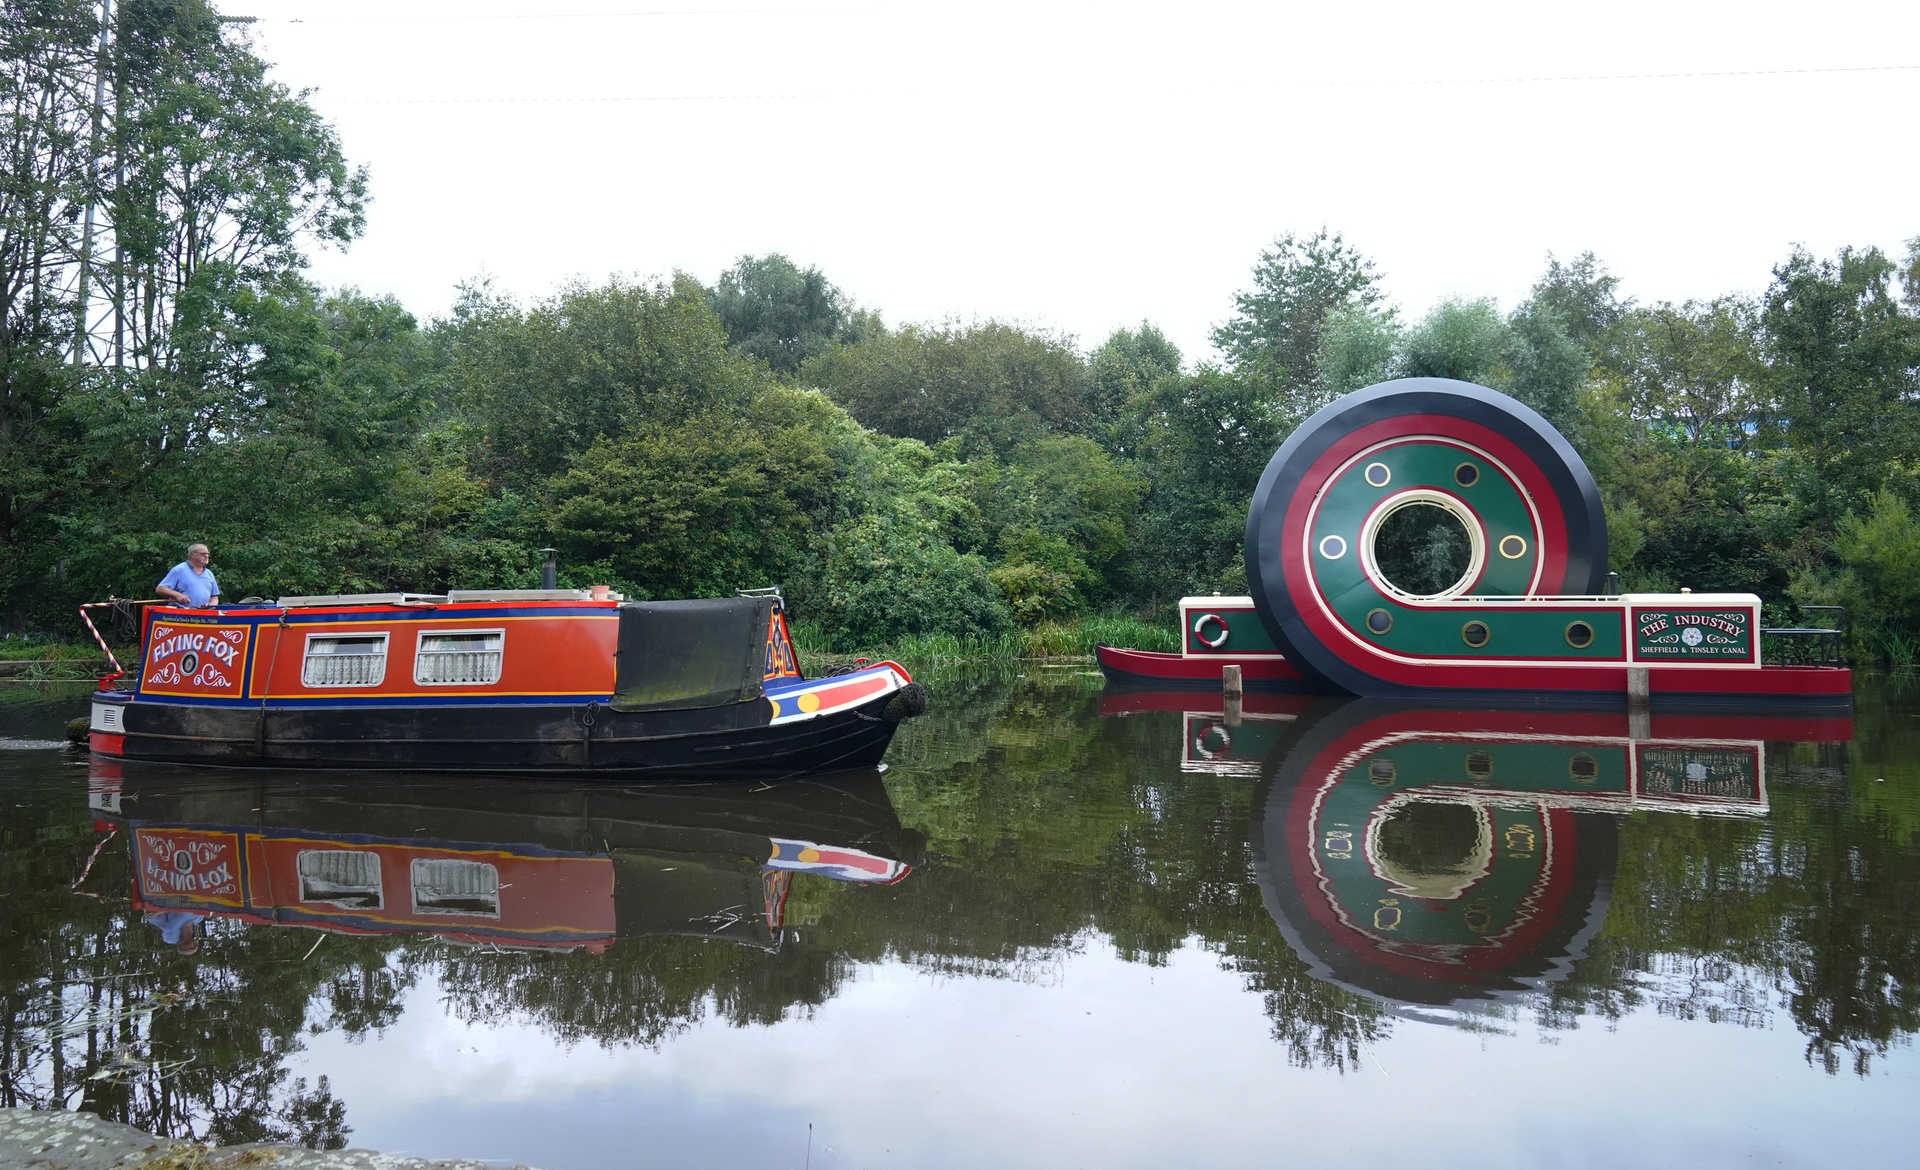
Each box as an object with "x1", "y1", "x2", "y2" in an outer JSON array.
[{"x1": 143, "y1": 621, "x2": 251, "y2": 698}]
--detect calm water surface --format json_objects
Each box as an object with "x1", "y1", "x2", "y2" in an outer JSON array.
[{"x1": 3, "y1": 670, "x2": 1917, "y2": 1167}]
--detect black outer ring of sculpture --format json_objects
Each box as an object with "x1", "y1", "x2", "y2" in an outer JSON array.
[{"x1": 1242, "y1": 378, "x2": 1609, "y2": 699}]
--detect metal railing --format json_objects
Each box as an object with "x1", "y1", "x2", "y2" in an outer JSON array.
[
  {"x1": 1761, "y1": 605, "x2": 1846, "y2": 666},
  {"x1": 76, "y1": 598, "x2": 165, "y2": 689}
]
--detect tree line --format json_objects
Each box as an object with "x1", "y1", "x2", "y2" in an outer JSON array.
[{"x1": 5, "y1": 3, "x2": 1920, "y2": 655}]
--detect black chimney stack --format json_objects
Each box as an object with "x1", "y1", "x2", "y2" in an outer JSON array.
[{"x1": 539, "y1": 548, "x2": 558, "y2": 591}]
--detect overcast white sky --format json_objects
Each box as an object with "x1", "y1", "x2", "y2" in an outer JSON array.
[{"x1": 235, "y1": 0, "x2": 1919, "y2": 363}]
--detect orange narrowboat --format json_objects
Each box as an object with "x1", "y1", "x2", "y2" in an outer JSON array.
[{"x1": 81, "y1": 589, "x2": 926, "y2": 780}]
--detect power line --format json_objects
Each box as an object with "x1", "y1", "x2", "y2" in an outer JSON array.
[
  {"x1": 323, "y1": 61, "x2": 1919, "y2": 107},
  {"x1": 261, "y1": 7, "x2": 826, "y2": 22},
  {"x1": 333, "y1": 92, "x2": 826, "y2": 105},
  {"x1": 1305, "y1": 62, "x2": 1920, "y2": 88}
]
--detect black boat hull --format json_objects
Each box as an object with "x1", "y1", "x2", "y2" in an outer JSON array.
[{"x1": 97, "y1": 690, "x2": 911, "y2": 780}]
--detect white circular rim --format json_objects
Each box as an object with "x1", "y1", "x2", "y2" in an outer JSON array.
[
  {"x1": 1318, "y1": 534, "x2": 1348, "y2": 560},
  {"x1": 1360, "y1": 489, "x2": 1487, "y2": 602}
]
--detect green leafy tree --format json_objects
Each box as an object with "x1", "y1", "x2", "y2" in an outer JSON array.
[
  {"x1": 1618, "y1": 298, "x2": 1766, "y2": 444},
  {"x1": 1315, "y1": 304, "x2": 1399, "y2": 399},
  {"x1": 1087, "y1": 322, "x2": 1181, "y2": 453},
  {"x1": 1525, "y1": 251, "x2": 1631, "y2": 368},
  {"x1": 445, "y1": 277, "x2": 764, "y2": 493},
  {"x1": 1127, "y1": 366, "x2": 1290, "y2": 596},
  {"x1": 707, "y1": 253, "x2": 865, "y2": 376},
  {"x1": 546, "y1": 387, "x2": 843, "y2": 599},
  {"x1": 1396, "y1": 296, "x2": 1507, "y2": 382},
  {"x1": 1761, "y1": 246, "x2": 1920, "y2": 522},
  {"x1": 1210, "y1": 229, "x2": 1382, "y2": 408},
  {"x1": 802, "y1": 320, "x2": 1090, "y2": 456}
]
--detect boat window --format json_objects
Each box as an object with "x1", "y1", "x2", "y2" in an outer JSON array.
[
  {"x1": 298, "y1": 849, "x2": 383, "y2": 909},
  {"x1": 411, "y1": 858, "x2": 500, "y2": 916},
  {"x1": 415, "y1": 629, "x2": 505, "y2": 686},
  {"x1": 301, "y1": 633, "x2": 389, "y2": 688}
]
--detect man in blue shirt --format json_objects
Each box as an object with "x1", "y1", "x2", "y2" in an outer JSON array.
[{"x1": 157, "y1": 543, "x2": 220, "y2": 608}]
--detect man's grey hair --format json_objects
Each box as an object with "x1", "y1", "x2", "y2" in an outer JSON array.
[{"x1": 187, "y1": 543, "x2": 209, "y2": 556}]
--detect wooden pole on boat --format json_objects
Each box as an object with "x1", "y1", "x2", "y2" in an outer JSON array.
[{"x1": 1223, "y1": 664, "x2": 1243, "y2": 727}]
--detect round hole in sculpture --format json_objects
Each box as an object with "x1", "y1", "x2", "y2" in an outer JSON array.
[
  {"x1": 1370, "y1": 802, "x2": 1492, "y2": 901},
  {"x1": 1372, "y1": 501, "x2": 1476, "y2": 598}
]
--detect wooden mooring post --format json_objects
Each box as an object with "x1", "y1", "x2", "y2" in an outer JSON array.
[
  {"x1": 1626, "y1": 666, "x2": 1650, "y2": 740},
  {"x1": 1223, "y1": 664, "x2": 1243, "y2": 727}
]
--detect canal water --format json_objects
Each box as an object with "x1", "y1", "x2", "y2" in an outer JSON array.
[{"x1": 2, "y1": 670, "x2": 1916, "y2": 1168}]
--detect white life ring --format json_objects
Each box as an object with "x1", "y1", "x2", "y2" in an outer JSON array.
[
  {"x1": 1193, "y1": 722, "x2": 1232, "y2": 758},
  {"x1": 1192, "y1": 612, "x2": 1231, "y2": 649}
]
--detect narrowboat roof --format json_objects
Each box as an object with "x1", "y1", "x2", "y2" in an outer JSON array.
[{"x1": 268, "y1": 589, "x2": 623, "y2": 608}]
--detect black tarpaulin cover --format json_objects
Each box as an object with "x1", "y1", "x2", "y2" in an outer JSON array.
[{"x1": 610, "y1": 597, "x2": 773, "y2": 713}]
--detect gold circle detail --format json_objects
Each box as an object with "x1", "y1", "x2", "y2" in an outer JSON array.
[
  {"x1": 797, "y1": 692, "x2": 821, "y2": 713},
  {"x1": 1364, "y1": 462, "x2": 1391, "y2": 488},
  {"x1": 1454, "y1": 462, "x2": 1480, "y2": 488},
  {"x1": 1565, "y1": 620, "x2": 1595, "y2": 649},
  {"x1": 1461, "y1": 620, "x2": 1491, "y2": 648},
  {"x1": 1365, "y1": 608, "x2": 1393, "y2": 635},
  {"x1": 1318, "y1": 534, "x2": 1348, "y2": 560},
  {"x1": 1498, "y1": 534, "x2": 1528, "y2": 560}
]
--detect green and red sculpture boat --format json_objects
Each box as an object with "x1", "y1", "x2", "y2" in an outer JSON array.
[{"x1": 1100, "y1": 378, "x2": 1851, "y2": 711}]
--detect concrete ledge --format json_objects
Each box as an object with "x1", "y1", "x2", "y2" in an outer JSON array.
[{"x1": 0, "y1": 1109, "x2": 538, "y2": 1170}]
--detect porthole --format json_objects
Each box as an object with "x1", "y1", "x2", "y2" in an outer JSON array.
[
  {"x1": 1498, "y1": 534, "x2": 1528, "y2": 560},
  {"x1": 1565, "y1": 620, "x2": 1595, "y2": 649},
  {"x1": 1369, "y1": 759, "x2": 1397, "y2": 786},
  {"x1": 1365, "y1": 608, "x2": 1394, "y2": 635},
  {"x1": 1318, "y1": 534, "x2": 1348, "y2": 560},
  {"x1": 1364, "y1": 462, "x2": 1392, "y2": 488},
  {"x1": 1454, "y1": 462, "x2": 1480, "y2": 488},
  {"x1": 1465, "y1": 750, "x2": 1494, "y2": 779},
  {"x1": 1569, "y1": 753, "x2": 1598, "y2": 784},
  {"x1": 1461, "y1": 620, "x2": 1491, "y2": 648}
]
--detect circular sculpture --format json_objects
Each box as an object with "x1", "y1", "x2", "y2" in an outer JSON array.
[{"x1": 1244, "y1": 379, "x2": 1608, "y2": 698}]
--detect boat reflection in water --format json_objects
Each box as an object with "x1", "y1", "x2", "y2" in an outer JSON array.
[
  {"x1": 87, "y1": 761, "x2": 922, "y2": 953},
  {"x1": 1242, "y1": 701, "x2": 1853, "y2": 1016}
]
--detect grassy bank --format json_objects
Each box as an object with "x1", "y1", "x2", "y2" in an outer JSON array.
[
  {"x1": 791, "y1": 614, "x2": 1177, "y2": 664},
  {"x1": 0, "y1": 640, "x2": 119, "y2": 683}
]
